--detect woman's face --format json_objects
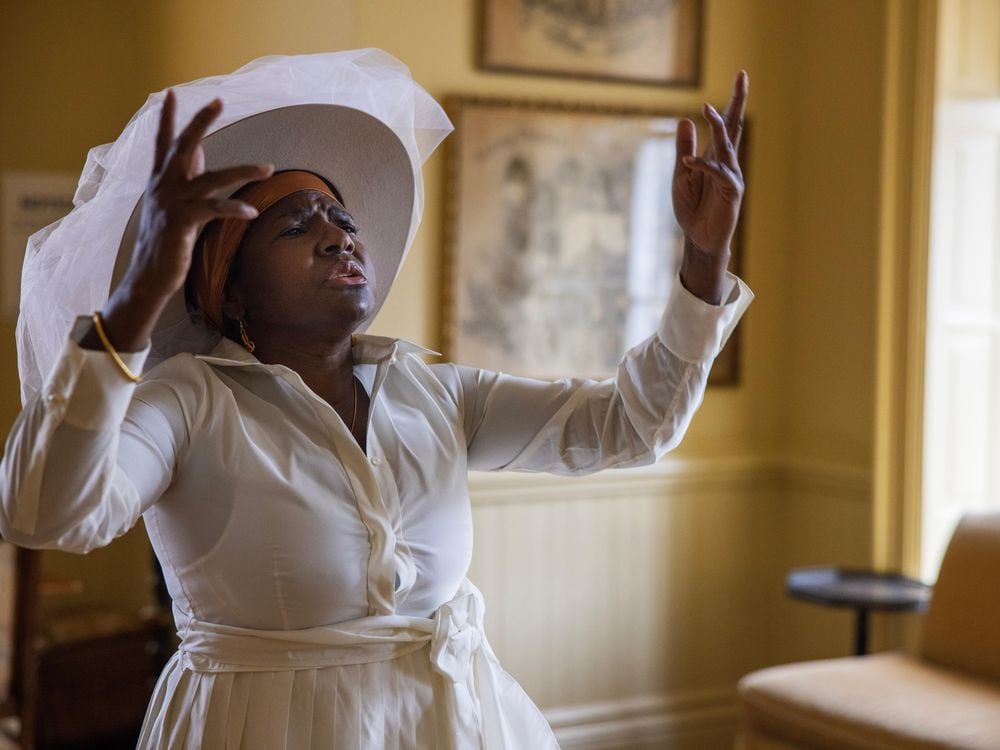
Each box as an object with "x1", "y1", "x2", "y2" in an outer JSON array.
[{"x1": 224, "y1": 189, "x2": 376, "y2": 339}]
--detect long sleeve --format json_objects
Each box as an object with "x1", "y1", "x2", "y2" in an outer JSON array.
[
  {"x1": 0, "y1": 319, "x2": 187, "y2": 553},
  {"x1": 439, "y1": 272, "x2": 752, "y2": 474}
]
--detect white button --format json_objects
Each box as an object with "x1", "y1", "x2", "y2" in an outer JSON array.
[
  {"x1": 370, "y1": 456, "x2": 382, "y2": 466},
  {"x1": 388, "y1": 356, "x2": 398, "y2": 365},
  {"x1": 45, "y1": 392, "x2": 65, "y2": 406}
]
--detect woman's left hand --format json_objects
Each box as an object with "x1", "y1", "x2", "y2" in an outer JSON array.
[{"x1": 673, "y1": 71, "x2": 749, "y2": 304}]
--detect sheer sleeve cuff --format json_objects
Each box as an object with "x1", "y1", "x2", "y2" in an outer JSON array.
[{"x1": 657, "y1": 271, "x2": 754, "y2": 364}]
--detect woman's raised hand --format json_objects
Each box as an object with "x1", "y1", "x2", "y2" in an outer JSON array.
[
  {"x1": 672, "y1": 71, "x2": 748, "y2": 304},
  {"x1": 126, "y1": 91, "x2": 273, "y2": 301},
  {"x1": 92, "y1": 93, "x2": 273, "y2": 353}
]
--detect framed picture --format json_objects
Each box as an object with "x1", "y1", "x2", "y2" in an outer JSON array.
[
  {"x1": 443, "y1": 97, "x2": 745, "y2": 386},
  {"x1": 478, "y1": 0, "x2": 703, "y2": 87}
]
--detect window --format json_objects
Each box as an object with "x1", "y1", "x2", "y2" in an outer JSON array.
[{"x1": 921, "y1": 0, "x2": 1000, "y2": 580}]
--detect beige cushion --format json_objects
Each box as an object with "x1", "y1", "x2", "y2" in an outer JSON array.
[
  {"x1": 922, "y1": 513, "x2": 1000, "y2": 682},
  {"x1": 738, "y1": 652, "x2": 1000, "y2": 750}
]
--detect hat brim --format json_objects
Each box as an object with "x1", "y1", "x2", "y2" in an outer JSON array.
[{"x1": 112, "y1": 104, "x2": 415, "y2": 353}]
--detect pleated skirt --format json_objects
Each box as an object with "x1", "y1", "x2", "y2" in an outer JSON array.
[{"x1": 136, "y1": 644, "x2": 560, "y2": 749}]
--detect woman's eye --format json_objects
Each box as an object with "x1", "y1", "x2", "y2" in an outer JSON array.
[
  {"x1": 343, "y1": 224, "x2": 359, "y2": 236},
  {"x1": 281, "y1": 225, "x2": 306, "y2": 237}
]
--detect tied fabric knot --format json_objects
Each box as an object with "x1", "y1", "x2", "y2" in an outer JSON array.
[{"x1": 429, "y1": 589, "x2": 484, "y2": 684}]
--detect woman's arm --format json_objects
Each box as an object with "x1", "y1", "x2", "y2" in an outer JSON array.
[
  {"x1": 441, "y1": 271, "x2": 750, "y2": 475},
  {"x1": 0, "y1": 94, "x2": 268, "y2": 552},
  {"x1": 440, "y1": 73, "x2": 752, "y2": 474},
  {"x1": 0, "y1": 323, "x2": 192, "y2": 552}
]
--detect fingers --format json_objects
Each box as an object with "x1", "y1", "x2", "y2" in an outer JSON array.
[
  {"x1": 149, "y1": 95, "x2": 276, "y2": 230},
  {"x1": 191, "y1": 143, "x2": 206, "y2": 179},
  {"x1": 681, "y1": 156, "x2": 743, "y2": 195},
  {"x1": 207, "y1": 198, "x2": 260, "y2": 220},
  {"x1": 167, "y1": 98, "x2": 223, "y2": 178},
  {"x1": 153, "y1": 90, "x2": 176, "y2": 175},
  {"x1": 721, "y1": 70, "x2": 749, "y2": 150},
  {"x1": 700, "y1": 70, "x2": 749, "y2": 162},
  {"x1": 186, "y1": 166, "x2": 274, "y2": 223},
  {"x1": 189, "y1": 163, "x2": 275, "y2": 198},
  {"x1": 674, "y1": 118, "x2": 697, "y2": 179},
  {"x1": 188, "y1": 198, "x2": 259, "y2": 225},
  {"x1": 704, "y1": 103, "x2": 739, "y2": 173}
]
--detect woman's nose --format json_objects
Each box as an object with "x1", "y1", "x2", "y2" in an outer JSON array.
[{"x1": 318, "y1": 223, "x2": 354, "y2": 255}]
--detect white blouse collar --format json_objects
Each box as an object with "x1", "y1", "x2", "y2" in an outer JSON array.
[{"x1": 194, "y1": 334, "x2": 439, "y2": 370}]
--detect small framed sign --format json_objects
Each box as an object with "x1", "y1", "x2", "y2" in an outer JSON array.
[{"x1": 1, "y1": 171, "x2": 77, "y2": 319}]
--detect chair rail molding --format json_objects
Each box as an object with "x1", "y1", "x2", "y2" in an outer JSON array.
[{"x1": 469, "y1": 454, "x2": 869, "y2": 508}]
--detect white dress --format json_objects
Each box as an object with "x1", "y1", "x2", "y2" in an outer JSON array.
[{"x1": 0, "y1": 273, "x2": 751, "y2": 749}]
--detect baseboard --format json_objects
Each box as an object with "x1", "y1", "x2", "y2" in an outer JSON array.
[{"x1": 544, "y1": 688, "x2": 738, "y2": 750}]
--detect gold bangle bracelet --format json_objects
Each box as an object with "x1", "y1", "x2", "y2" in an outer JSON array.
[{"x1": 92, "y1": 312, "x2": 142, "y2": 383}]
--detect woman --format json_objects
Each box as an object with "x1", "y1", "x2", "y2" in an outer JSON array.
[{"x1": 0, "y1": 50, "x2": 751, "y2": 748}]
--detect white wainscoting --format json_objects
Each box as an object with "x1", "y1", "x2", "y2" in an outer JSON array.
[{"x1": 466, "y1": 456, "x2": 871, "y2": 749}]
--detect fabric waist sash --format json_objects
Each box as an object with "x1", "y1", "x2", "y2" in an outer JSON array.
[{"x1": 177, "y1": 578, "x2": 486, "y2": 685}]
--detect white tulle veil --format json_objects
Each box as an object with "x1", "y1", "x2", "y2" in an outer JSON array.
[{"x1": 16, "y1": 49, "x2": 453, "y2": 404}]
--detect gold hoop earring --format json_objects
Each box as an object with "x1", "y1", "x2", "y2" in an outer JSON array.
[{"x1": 239, "y1": 319, "x2": 256, "y2": 353}]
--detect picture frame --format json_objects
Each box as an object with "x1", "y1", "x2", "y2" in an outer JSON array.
[
  {"x1": 477, "y1": 0, "x2": 703, "y2": 87},
  {"x1": 442, "y1": 96, "x2": 746, "y2": 386}
]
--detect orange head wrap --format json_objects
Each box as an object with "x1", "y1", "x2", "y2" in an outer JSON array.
[{"x1": 190, "y1": 170, "x2": 337, "y2": 333}]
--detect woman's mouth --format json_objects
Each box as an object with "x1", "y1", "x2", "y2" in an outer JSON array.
[{"x1": 325, "y1": 262, "x2": 368, "y2": 286}]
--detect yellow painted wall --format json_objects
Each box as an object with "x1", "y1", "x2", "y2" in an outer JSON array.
[
  {"x1": 1, "y1": 0, "x2": 886, "y2": 468},
  {"x1": 0, "y1": 1, "x2": 166, "y2": 619},
  {"x1": 781, "y1": 1, "x2": 886, "y2": 469},
  {"x1": 0, "y1": 0, "x2": 891, "y2": 700},
  {"x1": 355, "y1": 0, "x2": 798, "y2": 463}
]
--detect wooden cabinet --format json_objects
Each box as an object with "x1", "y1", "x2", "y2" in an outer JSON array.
[
  {"x1": 0, "y1": 545, "x2": 171, "y2": 750},
  {"x1": 36, "y1": 623, "x2": 167, "y2": 748}
]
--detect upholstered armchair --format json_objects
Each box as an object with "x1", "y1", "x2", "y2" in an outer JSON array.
[{"x1": 736, "y1": 513, "x2": 1000, "y2": 749}]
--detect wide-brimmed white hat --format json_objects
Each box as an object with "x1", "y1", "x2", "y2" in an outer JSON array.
[{"x1": 16, "y1": 49, "x2": 453, "y2": 404}]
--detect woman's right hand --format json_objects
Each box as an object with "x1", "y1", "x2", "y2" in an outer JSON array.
[{"x1": 91, "y1": 92, "x2": 273, "y2": 352}]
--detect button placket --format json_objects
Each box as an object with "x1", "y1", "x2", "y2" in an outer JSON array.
[
  {"x1": 367, "y1": 370, "x2": 418, "y2": 604},
  {"x1": 356, "y1": 359, "x2": 403, "y2": 612},
  {"x1": 44, "y1": 391, "x2": 66, "y2": 407},
  {"x1": 278, "y1": 367, "x2": 398, "y2": 615}
]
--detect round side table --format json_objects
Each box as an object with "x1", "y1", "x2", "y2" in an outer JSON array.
[{"x1": 786, "y1": 567, "x2": 932, "y2": 655}]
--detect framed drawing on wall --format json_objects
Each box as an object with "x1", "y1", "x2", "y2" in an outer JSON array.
[
  {"x1": 478, "y1": 0, "x2": 703, "y2": 87},
  {"x1": 443, "y1": 97, "x2": 745, "y2": 386}
]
